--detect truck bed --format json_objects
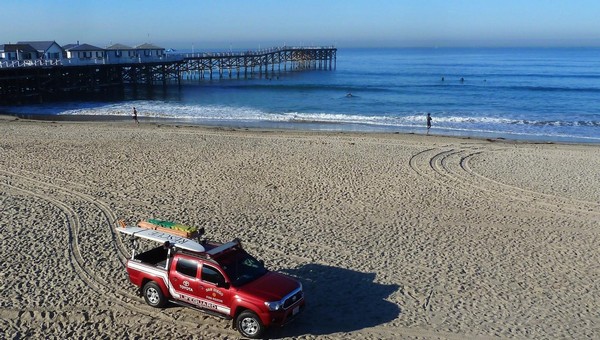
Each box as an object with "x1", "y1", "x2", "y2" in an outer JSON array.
[{"x1": 134, "y1": 246, "x2": 168, "y2": 268}]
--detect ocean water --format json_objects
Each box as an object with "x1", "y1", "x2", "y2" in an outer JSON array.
[{"x1": 3, "y1": 48, "x2": 600, "y2": 143}]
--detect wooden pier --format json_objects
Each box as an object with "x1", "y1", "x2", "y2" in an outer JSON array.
[{"x1": 0, "y1": 46, "x2": 336, "y2": 104}]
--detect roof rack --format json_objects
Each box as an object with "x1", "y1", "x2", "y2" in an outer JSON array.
[
  {"x1": 116, "y1": 222, "x2": 206, "y2": 253},
  {"x1": 205, "y1": 238, "x2": 242, "y2": 259}
]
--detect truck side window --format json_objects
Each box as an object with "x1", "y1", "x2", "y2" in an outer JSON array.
[
  {"x1": 202, "y1": 265, "x2": 225, "y2": 285},
  {"x1": 176, "y1": 258, "x2": 198, "y2": 278}
]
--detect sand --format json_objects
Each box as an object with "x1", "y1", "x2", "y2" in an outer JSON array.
[{"x1": 1, "y1": 116, "x2": 599, "y2": 339}]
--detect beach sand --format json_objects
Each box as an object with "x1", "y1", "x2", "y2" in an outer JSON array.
[{"x1": 1, "y1": 116, "x2": 599, "y2": 339}]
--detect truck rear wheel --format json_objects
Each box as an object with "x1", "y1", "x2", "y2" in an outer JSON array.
[
  {"x1": 143, "y1": 281, "x2": 166, "y2": 308},
  {"x1": 236, "y1": 310, "x2": 265, "y2": 339}
]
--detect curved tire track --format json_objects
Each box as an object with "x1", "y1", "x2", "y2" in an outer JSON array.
[
  {"x1": 459, "y1": 152, "x2": 600, "y2": 218},
  {"x1": 409, "y1": 147, "x2": 600, "y2": 225},
  {"x1": 0, "y1": 170, "x2": 236, "y2": 337}
]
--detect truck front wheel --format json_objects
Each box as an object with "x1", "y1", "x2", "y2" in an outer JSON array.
[
  {"x1": 143, "y1": 281, "x2": 166, "y2": 308},
  {"x1": 236, "y1": 311, "x2": 265, "y2": 339}
]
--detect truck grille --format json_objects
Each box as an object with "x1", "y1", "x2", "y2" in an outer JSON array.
[{"x1": 283, "y1": 289, "x2": 303, "y2": 309}]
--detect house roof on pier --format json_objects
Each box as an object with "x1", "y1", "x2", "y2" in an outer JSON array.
[
  {"x1": 63, "y1": 43, "x2": 105, "y2": 51},
  {"x1": 106, "y1": 43, "x2": 134, "y2": 50},
  {"x1": 17, "y1": 41, "x2": 63, "y2": 53},
  {"x1": 134, "y1": 43, "x2": 164, "y2": 50},
  {"x1": 0, "y1": 43, "x2": 38, "y2": 53}
]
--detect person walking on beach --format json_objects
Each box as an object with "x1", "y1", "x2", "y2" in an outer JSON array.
[
  {"x1": 132, "y1": 107, "x2": 139, "y2": 125},
  {"x1": 426, "y1": 113, "x2": 432, "y2": 134}
]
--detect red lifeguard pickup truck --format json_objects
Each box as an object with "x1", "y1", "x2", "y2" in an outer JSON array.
[{"x1": 117, "y1": 225, "x2": 304, "y2": 339}]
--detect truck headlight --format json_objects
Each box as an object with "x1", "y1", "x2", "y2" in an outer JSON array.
[{"x1": 265, "y1": 301, "x2": 282, "y2": 311}]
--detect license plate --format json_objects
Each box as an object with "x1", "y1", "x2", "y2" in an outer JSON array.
[{"x1": 293, "y1": 306, "x2": 300, "y2": 315}]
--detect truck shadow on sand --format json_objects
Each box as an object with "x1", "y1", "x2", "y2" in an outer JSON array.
[{"x1": 272, "y1": 263, "x2": 401, "y2": 337}]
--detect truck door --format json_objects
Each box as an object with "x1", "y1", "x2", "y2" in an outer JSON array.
[
  {"x1": 198, "y1": 264, "x2": 232, "y2": 315},
  {"x1": 169, "y1": 257, "x2": 201, "y2": 300}
]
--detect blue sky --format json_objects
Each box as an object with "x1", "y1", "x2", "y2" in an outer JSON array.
[{"x1": 3, "y1": 0, "x2": 600, "y2": 49}]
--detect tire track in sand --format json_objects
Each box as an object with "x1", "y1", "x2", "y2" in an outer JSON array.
[
  {"x1": 459, "y1": 151, "x2": 600, "y2": 218},
  {"x1": 0, "y1": 170, "x2": 238, "y2": 337},
  {"x1": 409, "y1": 146, "x2": 600, "y2": 226}
]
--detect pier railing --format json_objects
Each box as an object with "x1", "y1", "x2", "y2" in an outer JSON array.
[
  {"x1": 0, "y1": 59, "x2": 62, "y2": 68},
  {"x1": 178, "y1": 45, "x2": 336, "y2": 58},
  {"x1": 0, "y1": 45, "x2": 336, "y2": 68}
]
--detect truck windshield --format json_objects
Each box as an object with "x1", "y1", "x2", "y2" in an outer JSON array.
[{"x1": 220, "y1": 251, "x2": 267, "y2": 287}]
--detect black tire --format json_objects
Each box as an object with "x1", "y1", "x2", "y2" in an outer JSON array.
[
  {"x1": 236, "y1": 310, "x2": 265, "y2": 339},
  {"x1": 143, "y1": 281, "x2": 166, "y2": 308}
]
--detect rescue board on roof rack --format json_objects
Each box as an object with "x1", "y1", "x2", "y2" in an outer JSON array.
[{"x1": 116, "y1": 226, "x2": 206, "y2": 252}]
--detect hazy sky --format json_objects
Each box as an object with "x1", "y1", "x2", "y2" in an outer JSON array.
[{"x1": 3, "y1": 0, "x2": 600, "y2": 49}]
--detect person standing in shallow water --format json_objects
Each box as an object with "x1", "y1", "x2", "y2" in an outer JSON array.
[
  {"x1": 132, "y1": 107, "x2": 139, "y2": 125},
  {"x1": 426, "y1": 113, "x2": 432, "y2": 134}
]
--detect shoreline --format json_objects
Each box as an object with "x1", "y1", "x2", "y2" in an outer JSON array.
[{"x1": 2, "y1": 113, "x2": 598, "y2": 146}]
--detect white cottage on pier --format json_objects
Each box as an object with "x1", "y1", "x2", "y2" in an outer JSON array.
[
  {"x1": 17, "y1": 41, "x2": 64, "y2": 60},
  {"x1": 135, "y1": 43, "x2": 165, "y2": 61},
  {"x1": 63, "y1": 43, "x2": 106, "y2": 64},
  {"x1": 105, "y1": 43, "x2": 137, "y2": 62},
  {"x1": 0, "y1": 43, "x2": 39, "y2": 60}
]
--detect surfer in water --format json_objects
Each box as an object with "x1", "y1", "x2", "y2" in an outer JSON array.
[{"x1": 346, "y1": 92, "x2": 353, "y2": 97}]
